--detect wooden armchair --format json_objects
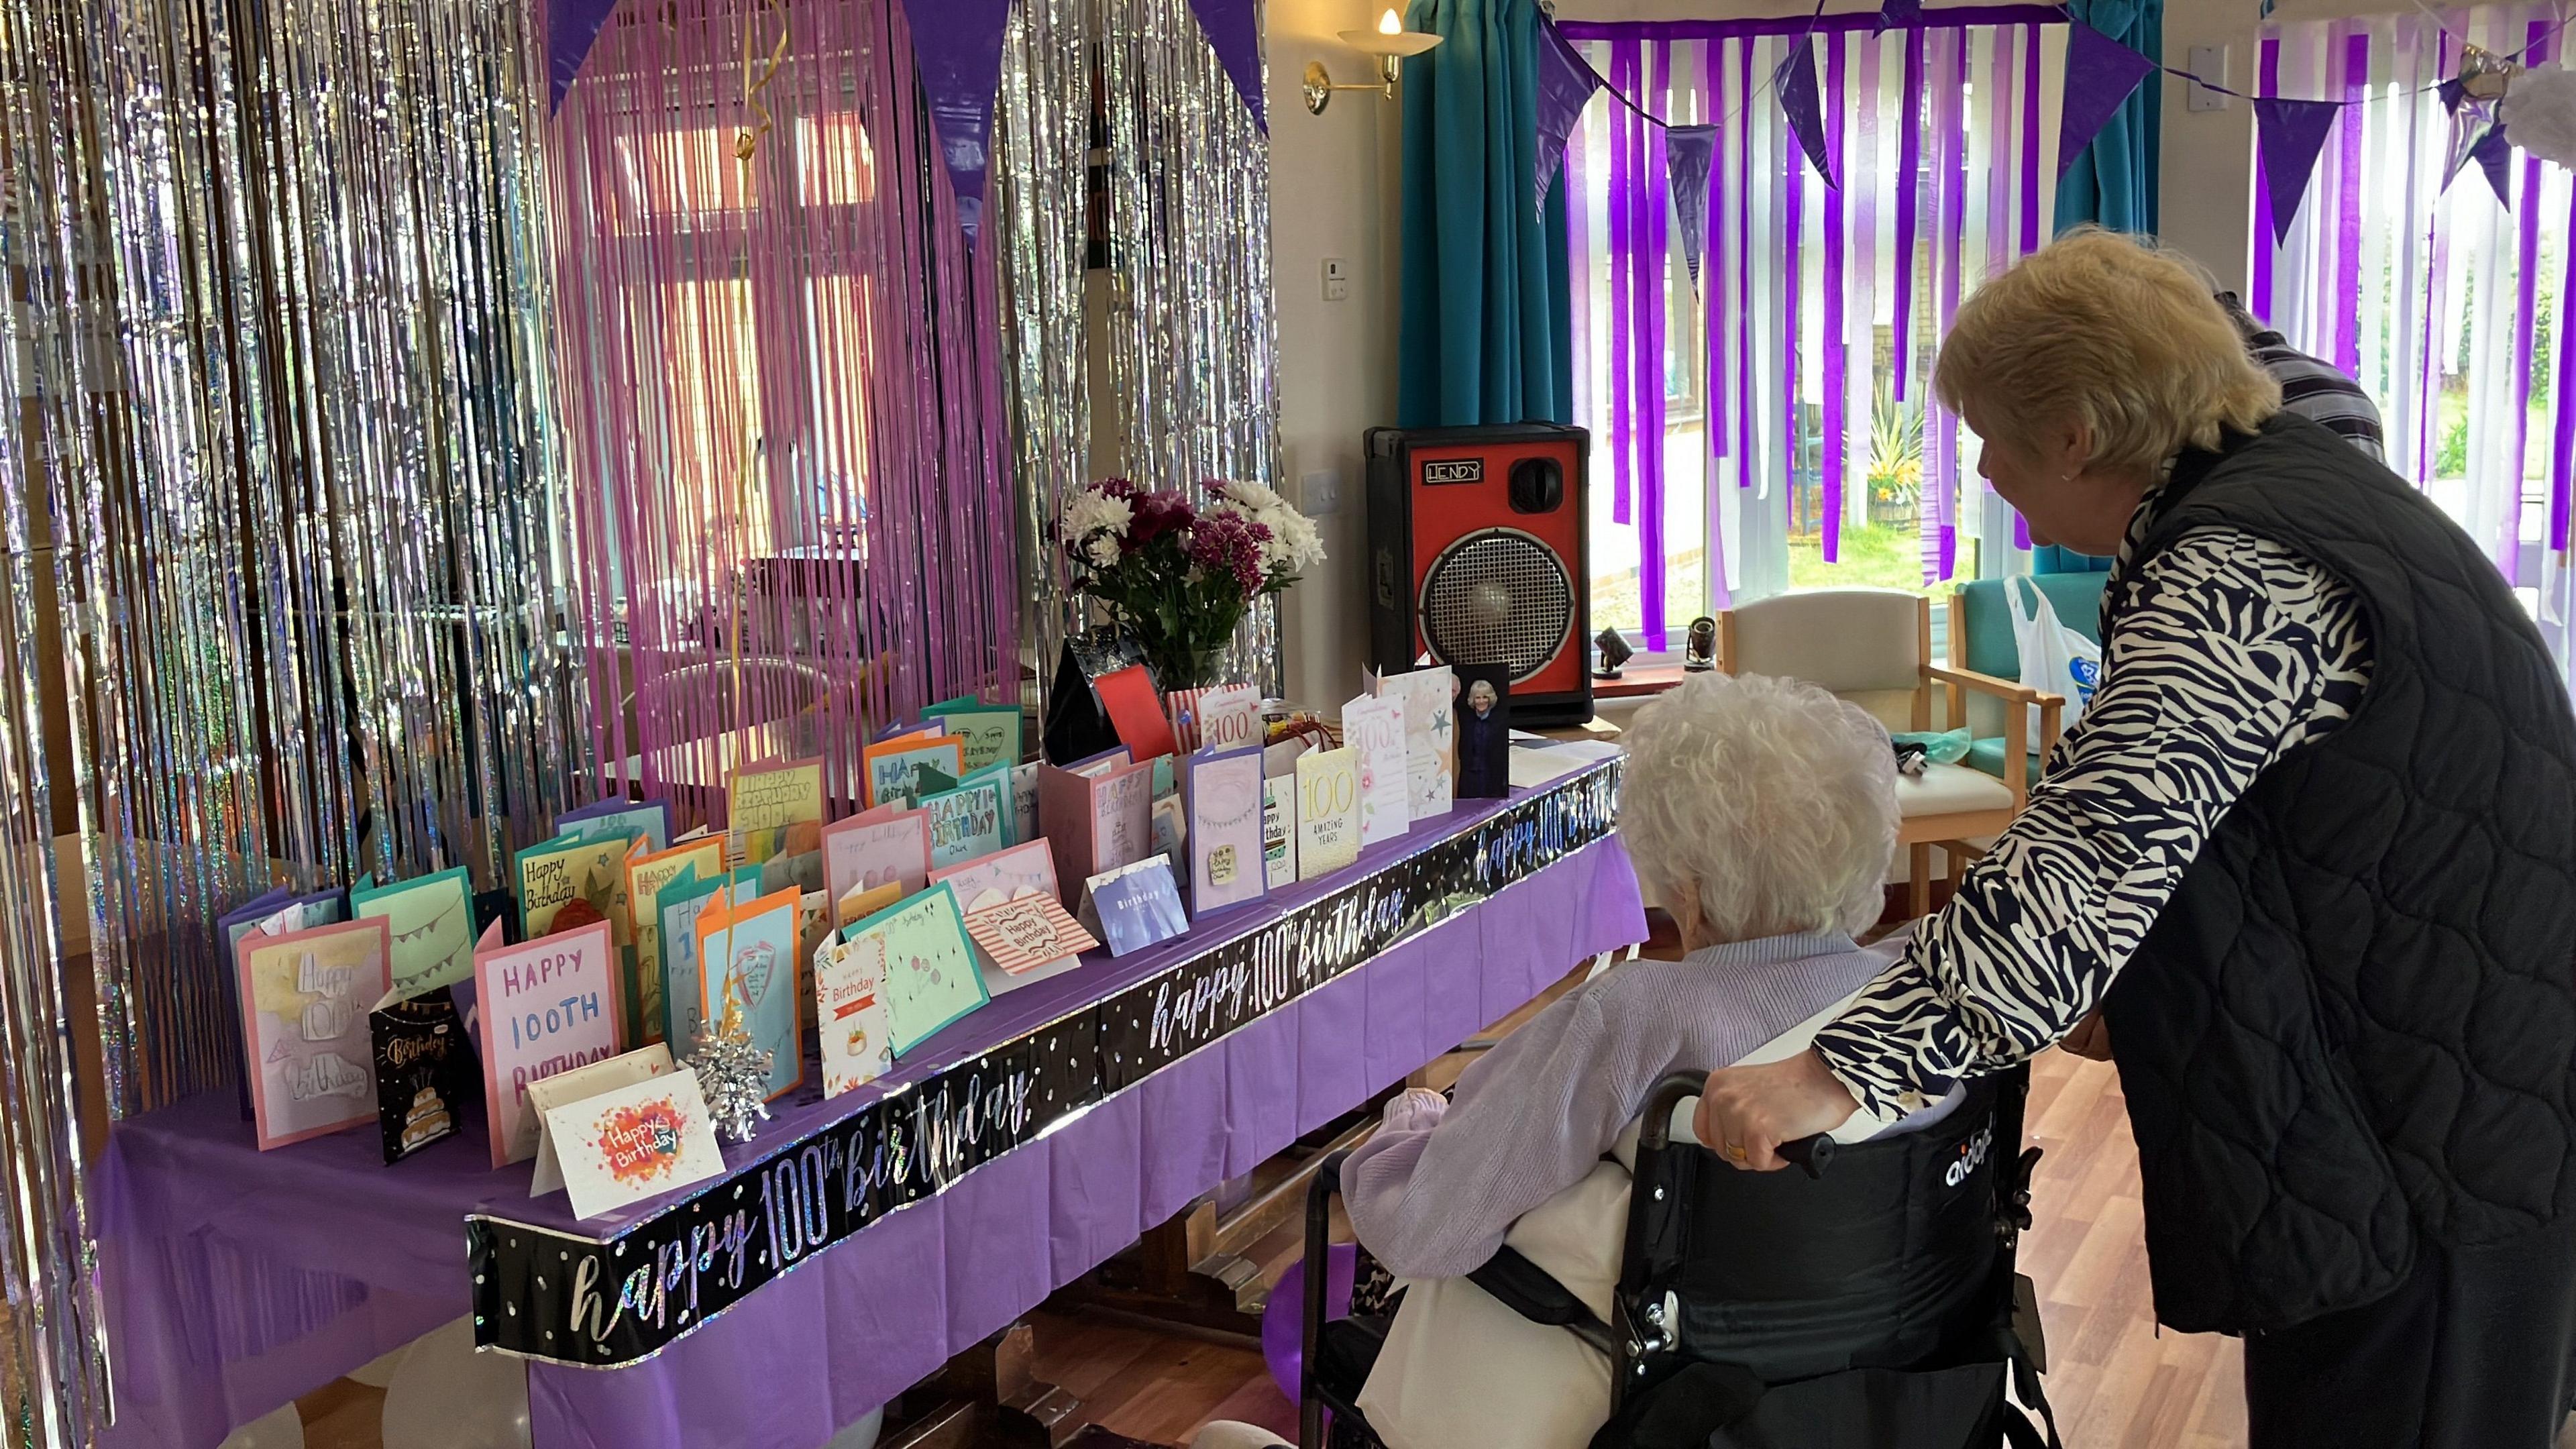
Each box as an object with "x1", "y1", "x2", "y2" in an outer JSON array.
[{"x1": 1717, "y1": 590, "x2": 2041, "y2": 916}]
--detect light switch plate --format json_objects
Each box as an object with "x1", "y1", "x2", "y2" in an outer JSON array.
[
  {"x1": 1322, "y1": 257, "x2": 1350, "y2": 301},
  {"x1": 1300, "y1": 469, "x2": 1340, "y2": 516},
  {"x1": 2187, "y1": 46, "x2": 2229, "y2": 111}
]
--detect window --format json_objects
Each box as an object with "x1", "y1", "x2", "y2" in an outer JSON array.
[
  {"x1": 1564, "y1": 17, "x2": 2068, "y2": 651},
  {"x1": 2253, "y1": 6, "x2": 2570, "y2": 597}
]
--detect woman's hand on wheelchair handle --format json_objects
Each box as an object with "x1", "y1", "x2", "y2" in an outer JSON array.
[{"x1": 1695, "y1": 1049, "x2": 1861, "y2": 1172}]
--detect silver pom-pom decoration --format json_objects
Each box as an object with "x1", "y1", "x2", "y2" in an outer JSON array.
[
  {"x1": 2505, "y1": 66, "x2": 2576, "y2": 171},
  {"x1": 694, "y1": 1002, "x2": 775, "y2": 1144}
]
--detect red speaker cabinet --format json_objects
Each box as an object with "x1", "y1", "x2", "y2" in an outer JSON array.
[{"x1": 1365, "y1": 423, "x2": 1593, "y2": 728}]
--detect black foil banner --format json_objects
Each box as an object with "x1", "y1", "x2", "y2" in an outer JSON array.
[{"x1": 468, "y1": 758, "x2": 1620, "y2": 1366}]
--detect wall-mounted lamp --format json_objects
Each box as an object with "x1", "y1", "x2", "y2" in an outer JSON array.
[{"x1": 1303, "y1": 8, "x2": 1443, "y2": 113}]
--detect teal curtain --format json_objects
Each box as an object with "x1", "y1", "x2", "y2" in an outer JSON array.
[
  {"x1": 1397, "y1": 0, "x2": 1573, "y2": 427},
  {"x1": 2054, "y1": 0, "x2": 2162, "y2": 235}
]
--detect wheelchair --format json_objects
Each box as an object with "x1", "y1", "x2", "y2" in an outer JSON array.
[{"x1": 1299, "y1": 1065, "x2": 2057, "y2": 1449}]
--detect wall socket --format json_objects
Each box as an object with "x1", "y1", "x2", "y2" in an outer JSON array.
[
  {"x1": 1301, "y1": 468, "x2": 1341, "y2": 516},
  {"x1": 1322, "y1": 257, "x2": 1350, "y2": 301}
]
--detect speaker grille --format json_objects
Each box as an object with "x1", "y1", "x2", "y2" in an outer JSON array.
[{"x1": 1417, "y1": 528, "x2": 1574, "y2": 684}]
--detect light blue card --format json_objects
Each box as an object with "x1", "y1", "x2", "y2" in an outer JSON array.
[
  {"x1": 700, "y1": 887, "x2": 807, "y2": 1100},
  {"x1": 920, "y1": 769, "x2": 1010, "y2": 869}
]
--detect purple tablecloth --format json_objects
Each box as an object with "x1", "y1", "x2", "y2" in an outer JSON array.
[{"x1": 97, "y1": 828, "x2": 1642, "y2": 1449}]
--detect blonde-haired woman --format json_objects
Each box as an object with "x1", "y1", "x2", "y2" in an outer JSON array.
[{"x1": 1694, "y1": 228, "x2": 2576, "y2": 1448}]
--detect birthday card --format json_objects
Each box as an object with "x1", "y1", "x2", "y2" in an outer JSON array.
[
  {"x1": 559, "y1": 796, "x2": 674, "y2": 853},
  {"x1": 220, "y1": 886, "x2": 346, "y2": 957},
  {"x1": 1095, "y1": 663, "x2": 1181, "y2": 761},
  {"x1": 845, "y1": 883, "x2": 987, "y2": 1058},
  {"x1": 1371, "y1": 665, "x2": 1456, "y2": 822},
  {"x1": 1010, "y1": 761, "x2": 1040, "y2": 844},
  {"x1": 1079, "y1": 855, "x2": 1190, "y2": 957},
  {"x1": 921, "y1": 769, "x2": 1010, "y2": 869},
  {"x1": 515, "y1": 833, "x2": 632, "y2": 945},
  {"x1": 657, "y1": 869, "x2": 732, "y2": 1054},
  {"x1": 1039, "y1": 749, "x2": 1155, "y2": 902},
  {"x1": 1263, "y1": 773, "x2": 1298, "y2": 890},
  {"x1": 352, "y1": 869, "x2": 477, "y2": 1002},
  {"x1": 728, "y1": 757, "x2": 826, "y2": 865},
  {"x1": 235, "y1": 918, "x2": 392, "y2": 1150},
  {"x1": 1185, "y1": 746, "x2": 1267, "y2": 918},
  {"x1": 1342, "y1": 692, "x2": 1410, "y2": 849},
  {"x1": 862, "y1": 735, "x2": 966, "y2": 810},
  {"x1": 1195, "y1": 683, "x2": 1265, "y2": 751},
  {"x1": 1295, "y1": 746, "x2": 1362, "y2": 879},
  {"x1": 541, "y1": 1067, "x2": 726, "y2": 1222},
  {"x1": 813, "y1": 930, "x2": 895, "y2": 1097},
  {"x1": 624, "y1": 839, "x2": 725, "y2": 1047},
  {"x1": 929, "y1": 839, "x2": 1061, "y2": 909},
  {"x1": 696, "y1": 886, "x2": 806, "y2": 1101},
  {"x1": 822, "y1": 808, "x2": 933, "y2": 906},
  {"x1": 474, "y1": 918, "x2": 623, "y2": 1169},
  {"x1": 525, "y1": 1043, "x2": 676, "y2": 1196},
  {"x1": 370, "y1": 986, "x2": 474, "y2": 1164},
  {"x1": 924, "y1": 702, "x2": 1023, "y2": 776},
  {"x1": 961, "y1": 889, "x2": 1098, "y2": 983}
]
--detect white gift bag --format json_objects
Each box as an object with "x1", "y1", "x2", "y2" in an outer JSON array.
[{"x1": 2008, "y1": 578, "x2": 2102, "y2": 753}]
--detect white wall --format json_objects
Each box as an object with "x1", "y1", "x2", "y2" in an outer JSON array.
[{"x1": 1269, "y1": 0, "x2": 1405, "y2": 708}]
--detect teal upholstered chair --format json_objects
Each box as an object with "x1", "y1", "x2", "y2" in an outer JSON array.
[{"x1": 1945, "y1": 573, "x2": 2108, "y2": 790}]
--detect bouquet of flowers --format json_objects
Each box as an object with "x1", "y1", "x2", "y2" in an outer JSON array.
[{"x1": 1059, "y1": 478, "x2": 1326, "y2": 691}]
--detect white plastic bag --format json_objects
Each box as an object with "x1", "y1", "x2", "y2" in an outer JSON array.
[{"x1": 2008, "y1": 579, "x2": 2102, "y2": 753}]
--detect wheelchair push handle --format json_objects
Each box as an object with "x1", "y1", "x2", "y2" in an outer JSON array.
[{"x1": 1641, "y1": 1071, "x2": 1835, "y2": 1178}]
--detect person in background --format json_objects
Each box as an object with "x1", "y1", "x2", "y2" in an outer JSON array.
[
  {"x1": 1693, "y1": 228, "x2": 2576, "y2": 1448},
  {"x1": 2217, "y1": 289, "x2": 2385, "y2": 460}
]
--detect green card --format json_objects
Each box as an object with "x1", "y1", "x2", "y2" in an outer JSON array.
[
  {"x1": 927, "y1": 705, "x2": 1024, "y2": 777},
  {"x1": 351, "y1": 867, "x2": 476, "y2": 1000},
  {"x1": 844, "y1": 881, "x2": 988, "y2": 1058}
]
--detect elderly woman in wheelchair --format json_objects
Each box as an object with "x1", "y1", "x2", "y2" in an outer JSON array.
[{"x1": 1246, "y1": 672, "x2": 2051, "y2": 1449}]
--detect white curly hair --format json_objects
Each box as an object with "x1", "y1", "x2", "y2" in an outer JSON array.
[{"x1": 1618, "y1": 671, "x2": 1899, "y2": 941}]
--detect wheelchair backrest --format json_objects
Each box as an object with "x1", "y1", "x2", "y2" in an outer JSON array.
[{"x1": 1622, "y1": 1071, "x2": 2016, "y2": 1387}]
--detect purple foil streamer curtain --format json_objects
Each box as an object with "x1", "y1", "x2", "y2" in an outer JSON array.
[
  {"x1": 1784, "y1": 42, "x2": 1806, "y2": 556},
  {"x1": 2253, "y1": 37, "x2": 2282, "y2": 319},
  {"x1": 1537, "y1": 20, "x2": 1604, "y2": 214},
  {"x1": 1820, "y1": 38, "x2": 1848, "y2": 564},
  {"x1": 2255, "y1": 98, "x2": 2345, "y2": 244},
  {"x1": 1666, "y1": 124, "x2": 1721, "y2": 288},
  {"x1": 1892, "y1": 27, "x2": 1925, "y2": 402},
  {"x1": 912, "y1": 0, "x2": 1018, "y2": 246},
  {"x1": 1189, "y1": 0, "x2": 1268, "y2": 129},
  {"x1": 1609, "y1": 40, "x2": 1638, "y2": 528},
  {"x1": 2058, "y1": 21, "x2": 2159, "y2": 178},
  {"x1": 1931, "y1": 30, "x2": 1968, "y2": 582},
  {"x1": 1776, "y1": 36, "x2": 1837, "y2": 187},
  {"x1": 2019, "y1": 25, "x2": 2042, "y2": 254},
  {"x1": 1643, "y1": 41, "x2": 1673, "y2": 651},
  {"x1": 2503, "y1": 18, "x2": 2554, "y2": 583},
  {"x1": 2557, "y1": 182, "x2": 2576, "y2": 551},
  {"x1": 1737, "y1": 40, "x2": 1758, "y2": 488},
  {"x1": 2334, "y1": 31, "x2": 2368, "y2": 376},
  {"x1": 550, "y1": 0, "x2": 1020, "y2": 826}
]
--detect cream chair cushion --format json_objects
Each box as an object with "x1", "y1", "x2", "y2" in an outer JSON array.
[{"x1": 1894, "y1": 762, "x2": 2017, "y2": 816}]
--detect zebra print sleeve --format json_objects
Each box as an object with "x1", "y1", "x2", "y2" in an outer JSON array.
[{"x1": 1809, "y1": 529, "x2": 2374, "y2": 1119}]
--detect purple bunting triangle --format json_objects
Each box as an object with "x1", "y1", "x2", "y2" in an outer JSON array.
[
  {"x1": 1877, "y1": 0, "x2": 1923, "y2": 32},
  {"x1": 1535, "y1": 19, "x2": 1603, "y2": 213},
  {"x1": 1664, "y1": 124, "x2": 1719, "y2": 289},
  {"x1": 1188, "y1": 0, "x2": 1267, "y2": 131},
  {"x1": 2438, "y1": 75, "x2": 2468, "y2": 112},
  {"x1": 910, "y1": 0, "x2": 1016, "y2": 248},
  {"x1": 2057, "y1": 21, "x2": 2159, "y2": 178},
  {"x1": 2253, "y1": 97, "x2": 2343, "y2": 245},
  {"x1": 1774, "y1": 36, "x2": 1835, "y2": 189},
  {"x1": 547, "y1": 0, "x2": 619, "y2": 113},
  {"x1": 2471, "y1": 125, "x2": 2514, "y2": 208}
]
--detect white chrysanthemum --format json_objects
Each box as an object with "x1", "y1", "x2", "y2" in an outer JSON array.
[
  {"x1": 1206, "y1": 478, "x2": 1326, "y2": 576},
  {"x1": 2506, "y1": 66, "x2": 2576, "y2": 169},
  {"x1": 1061, "y1": 488, "x2": 1134, "y2": 564}
]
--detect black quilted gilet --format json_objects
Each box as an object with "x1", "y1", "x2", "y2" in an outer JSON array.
[{"x1": 2099, "y1": 413, "x2": 2576, "y2": 1336}]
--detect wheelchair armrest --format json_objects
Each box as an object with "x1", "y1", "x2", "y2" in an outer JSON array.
[{"x1": 1467, "y1": 1246, "x2": 1619, "y2": 1358}]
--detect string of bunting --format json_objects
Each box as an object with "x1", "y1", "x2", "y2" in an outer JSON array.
[{"x1": 1540, "y1": 0, "x2": 2575, "y2": 258}]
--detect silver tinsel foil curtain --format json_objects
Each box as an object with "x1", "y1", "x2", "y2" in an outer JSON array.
[
  {"x1": 547, "y1": 0, "x2": 1022, "y2": 822},
  {"x1": 995, "y1": 0, "x2": 1285, "y2": 700}
]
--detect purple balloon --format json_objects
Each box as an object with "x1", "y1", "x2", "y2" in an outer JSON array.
[{"x1": 1260, "y1": 1242, "x2": 1358, "y2": 1403}]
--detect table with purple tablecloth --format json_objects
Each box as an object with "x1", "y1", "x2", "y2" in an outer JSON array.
[{"x1": 97, "y1": 759, "x2": 1640, "y2": 1449}]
